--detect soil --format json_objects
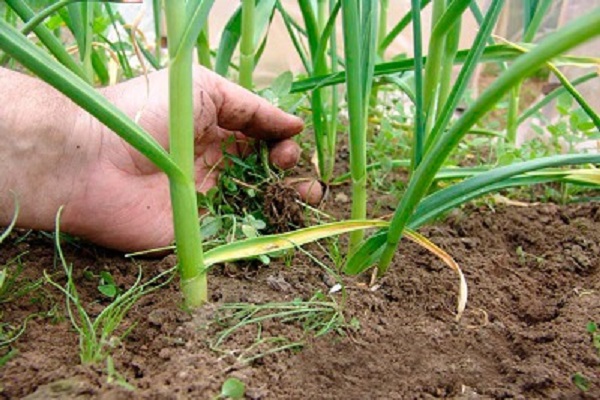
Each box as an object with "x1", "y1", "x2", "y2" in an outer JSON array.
[
  {"x1": 263, "y1": 182, "x2": 305, "y2": 232},
  {"x1": 1, "y1": 200, "x2": 600, "y2": 399}
]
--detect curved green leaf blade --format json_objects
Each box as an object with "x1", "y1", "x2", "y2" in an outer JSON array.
[
  {"x1": 173, "y1": 0, "x2": 215, "y2": 62},
  {"x1": 0, "y1": 192, "x2": 19, "y2": 245},
  {"x1": 203, "y1": 220, "x2": 388, "y2": 271},
  {"x1": 344, "y1": 231, "x2": 387, "y2": 275}
]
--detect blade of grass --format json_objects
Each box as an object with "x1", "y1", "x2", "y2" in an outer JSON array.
[
  {"x1": 276, "y1": 0, "x2": 311, "y2": 72},
  {"x1": 196, "y1": 22, "x2": 212, "y2": 68},
  {"x1": 423, "y1": 0, "x2": 472, "y2": 136},
  {"x1": 0, "y1": 192, "x2": 19, "y2": 245},
  {"x1": 214, "y1": 5, "x2": 242, "y2": 77},
  {"x1": 523, "y1": 0, "x2": 552, "y2": 42},
  {"x1": 20, "y1": 0, "x2": 76, "y2": 36},
  {"x1": 103, "y1": 5, "x2": 135, "y2": 78},
  {"x1": 422, "y1": 0, "x2": 447, "y2": 133},
  {"x1": 499, "y1": 38, "x2": 600, "y2": 131},
  {"x1": 214, "y1": 0, "x2": 275, "y2": 79},
  {"x1": 171, "y1": 0, "x2": 215, "y2": 64}
]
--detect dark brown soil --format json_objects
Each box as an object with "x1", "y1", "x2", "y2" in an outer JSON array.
[
  {"x1": 263, "y1": 182, "x2": 305, "y2": 232},
  {"x1": 1, "y1": 202, "x2": 599, "y2": 399}
]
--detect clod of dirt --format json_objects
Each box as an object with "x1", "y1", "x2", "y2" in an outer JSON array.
[
  {"x1": 262, "y1": 182, "x2": 304, "y2": 232},
  {"x1": 266, "y1": 274, "x2": 293, "y2": 292},
  {"x1": 22, "y1": 378, "x2": 92, "y2": 399}
]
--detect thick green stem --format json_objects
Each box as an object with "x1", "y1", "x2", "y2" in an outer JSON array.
[
  {"x1": 152, "y1": 0, "x2": 162, "y2": 65},
  {"x1": 422, "y1": 0, "x2": 447, "y2": 134},
  {"x1": 165, "y1": 0, "x2": 207, "y2": 308},
  {"x1": 239, "y1": 0, "x2": 255, "y2": 89},
  {"x1": 197, "y1": 22, "x2": 212, "y2": 69},
  {"x1": 377, "y1": 0, "x2": 388, "y2": 58},
  {"x1": 342, "y1": 1, "x2": 366, "y2": 251},
  {"x1": 326, "y1": 0, "x2": 339, "y2": 182},
  {"x1": 82, "y1": 3, "x2": 94, "y2": 82},
  {"x1": 410, "y1": 0, "x2": 425, "y2": 169},
  {"x1": 506, "y1": 81, "x2": 521, "y2": 144},
  {"x1": 436, "y1": 16, "x2": 461, "y2": 120},
  {"x1": 317, "y1": 0, "x2": 328, "y2": 33}
]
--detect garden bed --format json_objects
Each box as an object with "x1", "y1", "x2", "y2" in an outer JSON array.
[{"x1": 1, "y1": 200, "x2": 599, "y2": 399}]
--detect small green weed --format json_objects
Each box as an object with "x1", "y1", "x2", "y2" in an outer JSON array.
[
  {"x1": 587, "y1": 321, "x2": 600, "y2": 355},
  {"x1": 572, "y1": 321, "x2": 600, "y2": 392},
  {"x1": 83, "y1": 269, "x2": 120, "y2": 299},
  {"x1": 212, "y1": 292, "x2": 346, "y2": 365},
  {"x1": 515, "y1": 246, "x2": 545, "y2": 266},
  {"x1": 46, "y1": 208, "x2": 175, "y2": 364},
  {"x1": 572, "y1": 372, "x2": 590, "y2": 392},
  {"x1": 217, "y1": 377, "x2": 246, "y2": 399},
  {"x1": 0, "y1": 253, "x2": 45, "y2": 303},
  {"x1": 197, "y1": 142, "x2": 273, "y2": 248}
]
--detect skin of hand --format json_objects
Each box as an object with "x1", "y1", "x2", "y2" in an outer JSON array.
[{"x1": 0, "y1": 66, "x2": 322, "y2": 252}]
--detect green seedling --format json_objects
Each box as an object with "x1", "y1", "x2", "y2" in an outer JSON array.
[
  {"x1": 515, "y1": 246, "x2": 545, "y2": 266},
  {"x1": 46, "y1": 207, "x2": 175, "y2": 364},
  {"x1": 587, "y1": 321, "x2": 600, "y2": 355},
  {"x1": 0, "y1": 347, "x2": 18, "y2": 368},
  {"x1": 571, "y1": 321, "x2": 600, "y2": 392},
  {"x1": 98, "y1": 271, "x2": 119, "y2": 298},
  {"x1": 217, "y1": 377, "x2": 246, "y2": 399},
  {"x1": 572, "y1": 372, "x2": 590, "y2": 392},
  {"x1": 0, "y1": 253, "x2": 46, "y2": 304}
]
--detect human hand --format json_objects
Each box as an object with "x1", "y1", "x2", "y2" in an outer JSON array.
[{"x1": 58, "y1": 66, "x2": 322, "y2": 251}]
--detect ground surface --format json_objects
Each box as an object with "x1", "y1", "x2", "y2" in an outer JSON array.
[{"x1": 1, "y1": 201, "x2": 599, "y2": 399}]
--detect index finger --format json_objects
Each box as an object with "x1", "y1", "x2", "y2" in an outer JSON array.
[{"x1": 198, "y1": 68, "x2": 304, "y2": 140}]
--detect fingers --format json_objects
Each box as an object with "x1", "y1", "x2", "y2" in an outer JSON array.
[
  {"x1": 269, "y1": 139, "x2": 301, "y2": 170},
  {"x1": 287, "y1": 179, "x2": 324, "y2": 206},
  {"x1": 199, "y1": 67, "x2": 304, "y2": 140}
]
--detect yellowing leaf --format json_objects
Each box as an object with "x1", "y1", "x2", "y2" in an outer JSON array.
[{"x1": 203, "y1": 220, "x2": 388, "y2": 270}]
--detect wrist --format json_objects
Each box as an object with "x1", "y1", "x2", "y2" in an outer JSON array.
[{"x1": 0, "y1": 68, "x2": 95, "y2": 232}]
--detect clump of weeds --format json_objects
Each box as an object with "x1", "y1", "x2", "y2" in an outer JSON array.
[
  {"x1": 211, "y1": 291, "x2": 348, "y2": 365},
  {"x1": 198, "y1": 140, "x2": 311, "y2": 256},
  {"x1": 45, "y1": 209, "x2": 175, "y2": 371}
]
